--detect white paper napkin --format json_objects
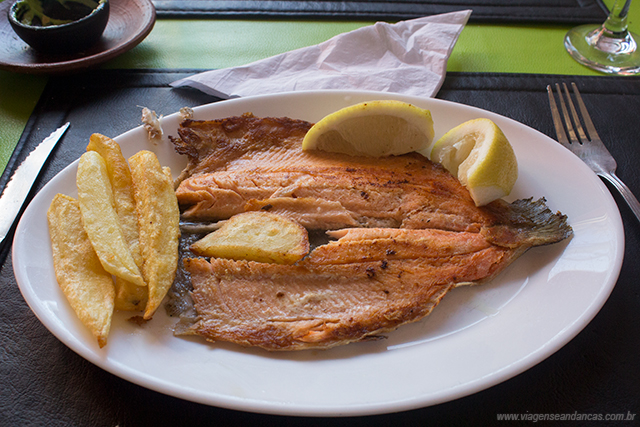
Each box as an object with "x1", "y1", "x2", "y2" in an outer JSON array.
[{"x1": 170, "y1": 10, "x2": 471, "y2": 99}]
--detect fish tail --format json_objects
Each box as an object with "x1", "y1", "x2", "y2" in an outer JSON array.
[{"x1": 481, "y1": 198, "x2": 573, "y2": 249}]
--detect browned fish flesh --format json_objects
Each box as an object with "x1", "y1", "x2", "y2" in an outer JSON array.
[
  {"x1": 169, "y1": 114, "x2": 573, "y2": 351},
  {"x1": 172, "y1": 114, "x2": 505, "y2": 232},
  {"x1": 183, "y1": 254, "x2": 454, "y2": 351},
  {"x1": 180, "y1": 214, "x2": 567, "y2": 351}
]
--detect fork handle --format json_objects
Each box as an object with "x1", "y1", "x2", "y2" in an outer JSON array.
[{"x1": 600, "y1": 172, "x2": 640, "y2": 223}]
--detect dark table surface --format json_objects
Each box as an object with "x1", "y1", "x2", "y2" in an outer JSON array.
[{"x1": 1, "y1": 71, "x2": 638, "y2": 426}]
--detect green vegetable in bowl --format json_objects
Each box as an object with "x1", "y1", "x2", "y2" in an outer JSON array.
[{"x1": 14, "y1": 0, "x2": 102, "y2": 27}]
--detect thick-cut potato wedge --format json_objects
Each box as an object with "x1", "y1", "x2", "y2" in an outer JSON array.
[
  {"x1": 77, "y1": 151, "x2": 146, "y2": 287},
  {"x1": 87, "y1": 134, "x2": 143, "y2": 266},
  {"x1": 47, "y1": 194, "x2": 115, "y2": 348},
  {"x1": 129, "y1": 151, "x2": 180, "y2": 319},
  {"x1": 87, "y1": 134, "x2": 147, "y2": 310},
  {"x1": 190, "y1": 211, "x2": 310, "y2": 264}
]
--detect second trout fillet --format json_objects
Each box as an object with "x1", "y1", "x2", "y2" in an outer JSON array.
[{"x1": 180, "y1": 227, "x2": 535, "y2": 351}]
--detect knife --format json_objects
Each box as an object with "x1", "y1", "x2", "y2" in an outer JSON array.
[{"x1": 0, "y1": 123, "x2": 70, "y2": 249}]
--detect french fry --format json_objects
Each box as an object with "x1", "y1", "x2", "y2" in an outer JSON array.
[
  {"x1": 190, "y1": 211, "x2": 309, "y2": 264},
  {"x1": 47, "y1": 194, "x2": 115, "y2": 348},
  {"x1": 87, "y1": 134, "x2": 147, "y2": 311},
  {"x1": 77, "y1": 151, "x2": 146, "y2": 287},
  {"x1": 87, "y1": 134, "x2": 143, "y2": 266},
  {"x1": 129, "y1": 151, "x2": 180, "y2": 319}
]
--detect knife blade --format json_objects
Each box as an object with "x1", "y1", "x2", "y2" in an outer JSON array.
[{"x1": 0, "y1": 123, "x2": 70, "y2": 248}]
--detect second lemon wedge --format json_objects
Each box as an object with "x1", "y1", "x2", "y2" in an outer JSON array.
[{"x1": 430, "y1": 118, "x2": 518, "y2": 206}]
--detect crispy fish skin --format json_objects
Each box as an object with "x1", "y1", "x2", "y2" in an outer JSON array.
[{"x1": 171, "y1": 113, "x2": 313, "y2": 179}]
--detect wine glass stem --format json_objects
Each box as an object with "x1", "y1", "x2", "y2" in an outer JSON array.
[
  {"x1": 564, "y1": 0, "x2": 640, "y2": 74},
  {"x1": 603, "y1": 0, "x2": 632, "y2": 36}
]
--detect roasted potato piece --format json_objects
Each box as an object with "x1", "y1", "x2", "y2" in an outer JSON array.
[
  {"x1": 190, "y1": 211, "x2": 310, "y2": 264},
  {"x1": 129, "y1": 151, "x2": 180, "y2": 319},
  {"x1": 87, "y1": 134, "x2": 147, "y2": 311},
  {"x1": 77, "y1": 151, "x2": 146, "y2": 287},
  {"x1": 47, "y1": 194, "x2": 115, "y2": 348}
]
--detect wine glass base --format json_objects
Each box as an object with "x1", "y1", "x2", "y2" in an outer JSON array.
[{"x1": 565, "y1": 24, "x2": 640, "y2": 75}]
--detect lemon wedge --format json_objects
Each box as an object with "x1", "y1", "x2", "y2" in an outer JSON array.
[
  {"x1": 430, "y1": 118, "x2": 518, "y2": 206},
  {"x1": 302, "y1": 100, "x2": 434, "y2": 157}
]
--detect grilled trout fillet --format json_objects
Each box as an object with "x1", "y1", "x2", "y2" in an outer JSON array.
[
  {"x1": 170, "y1": 114, "x2": 573, "y2": 351},
  {"x1": 173, "y1": 114, "x2": 500, "y2": 232}
]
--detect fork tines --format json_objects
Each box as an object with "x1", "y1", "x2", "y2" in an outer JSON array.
[
  {"x1": 547, "y1": 82, "x2": 640, "y2": 223},
  {"x1": 546, "y1": 82, "x2": 601, "y2": 148}
]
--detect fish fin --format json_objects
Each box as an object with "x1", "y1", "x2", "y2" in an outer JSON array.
[{"x1": 481, "y1": 198, "x2": 573, "y2": 248}]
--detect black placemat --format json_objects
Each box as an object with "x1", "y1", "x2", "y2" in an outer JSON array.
[
  {"x1": 153, "y1": 0, "x2": 609, "y2": 24},
  {"x1": 1, "y1": 70, "x2": 639, "y2": 426}
]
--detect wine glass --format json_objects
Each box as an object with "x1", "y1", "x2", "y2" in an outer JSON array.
[{"x1": 564, "y1": 0, "x2": 640, "y2": 75}]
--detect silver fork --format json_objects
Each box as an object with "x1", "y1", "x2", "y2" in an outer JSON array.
[{"x1": 547, "y1": 82, "x2": 640, "y2": 222}]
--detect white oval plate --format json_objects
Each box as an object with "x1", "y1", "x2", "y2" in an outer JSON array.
[{"x1": 13, "y1": 90, "x2": 624, "y2": 416}]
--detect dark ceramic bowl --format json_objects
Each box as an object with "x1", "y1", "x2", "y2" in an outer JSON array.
[{"x1": 8, "y1": 0, "x2": 109, "y2": 54}]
